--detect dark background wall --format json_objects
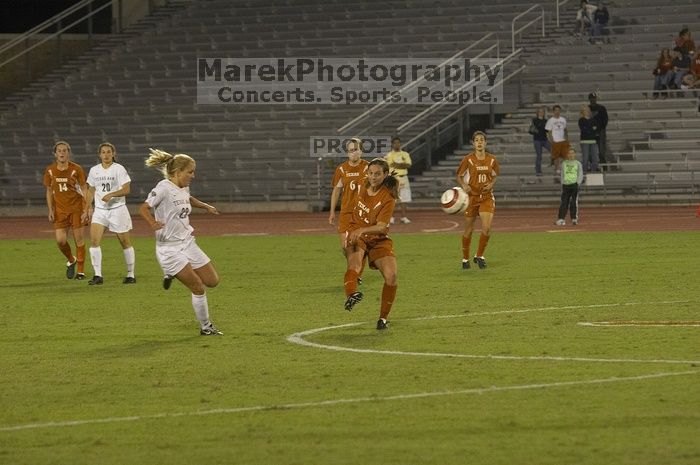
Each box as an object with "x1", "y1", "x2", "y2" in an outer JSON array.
[{"x1": 0, "y1": 0, "x2": 112, "y2": 33}]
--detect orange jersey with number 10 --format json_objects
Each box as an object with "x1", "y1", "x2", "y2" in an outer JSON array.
[
  {"x1": 331, "y1": 159, "x2": 369, "y2": 213},
  {"x1": 456, "y1": 152, "x2": 500, "y2": 197},
  {"x1": 43, "y1": 161, "x2": 86, "y2": 213}
]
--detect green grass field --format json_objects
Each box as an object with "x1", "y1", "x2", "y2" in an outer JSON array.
[{"x1": 1, "y1": 231, "x2": 699, "y2": 464}]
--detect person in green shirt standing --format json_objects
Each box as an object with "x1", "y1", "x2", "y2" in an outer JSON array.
[{"x1": 555, "y1": 147, "x2": 584, "y2": 226}]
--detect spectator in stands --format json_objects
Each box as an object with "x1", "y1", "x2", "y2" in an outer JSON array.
[
  {"x1": 43, "y1": 141, "x2": 88, "y2": 280},
  {"x1": 545, "y1": 105, "x2": 568, "y2": 179},
  {"x1": 139, "y1": 149, "x2": 223, "y2": 336},
  {"x1": 579, "y1": 105, "x2": 599, "y2": 172},
  {"x1": 681, "y1": 44, "x2": 700, "y2": 89},
  {"x1": 84, "y1": 143, "x2": 136, "y2": 286},
  {"x1": 652, "y1": 48, "x2": 674, "y2": 99},
  {"x1": 574, "y1": 1, "x2": 597, "y2": 37},
  {"x1": 674, "y1": 27, "x2": 695, "y2": 56},
  {"x1": 591, "y1": 4, "x2": 610, "y2": 43},
  {"x1": 384, "y1": 136, "x2": 413, "y2": 224},
  {"x1": 588, "y1": 92, "x2": 609, "y2": 169},
  {"x1": 529, "y1": 107, "x2": 550, "y2": 178},
  {"x1": 670, "y1": 48, "x2": 691, "y2": 97},
  {"x1": 555, "y1": 147, "x2": 583, "y2": 226}
]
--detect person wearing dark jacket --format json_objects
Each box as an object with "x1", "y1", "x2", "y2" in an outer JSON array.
[
  {"x1": 529, "y1": 107, "x2": 550, "y2": 177},
  {"x1": 588, "y1": 92, "x2": 609, "y2": 169},
  {"x1": 578, "y1": 105, "x2": 599, "y2": 172}
]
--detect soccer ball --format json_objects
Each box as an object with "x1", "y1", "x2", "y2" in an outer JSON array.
[{"x1": 440, "y1": 187, "x2": 469, "y2": 214}]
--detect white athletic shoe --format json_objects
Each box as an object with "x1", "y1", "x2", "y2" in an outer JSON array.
[{"x1": 400, "y1": 217, "x2": 411, "y2": 224}]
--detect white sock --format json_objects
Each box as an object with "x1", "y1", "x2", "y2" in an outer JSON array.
[
  {"x1": 191, "y1": 293, "x2": 210, "y2": 327},
  {"x1": 123, "y1": 246, "x2": 135, "y2": 278},
  {"x1": 89, "y1": 246, "x2": 102, "y2": 276}
]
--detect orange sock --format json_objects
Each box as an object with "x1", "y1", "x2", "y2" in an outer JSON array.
[
  {"x1": 76, "y1": 244, "x2": 86, "y2": 274},
  {"x1": 380, "y1": 284, "x2": 397, "y2": 320},
  {"x1": 476, "y1": 234, "x2": 490, "y2": 257},
  {"x1": 344, "y1": 269, "x2": 359, "y2": 296},
  {"x1": 58, "y1": 242, "x2": 73, "y2": 262},
  {"x1": 461, "y1": 235, "x2": 471, "y2": 260}
]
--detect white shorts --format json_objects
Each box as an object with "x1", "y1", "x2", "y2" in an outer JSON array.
[
  {"x1": 92, "y1": 205, "x2": 133, "y2": 233},
  {"x1": 156, "y1": 237, "x2": 211, "y2": 277},
  {"x1": 397, "y1": 176, "x2": 412, "y2": 203}
]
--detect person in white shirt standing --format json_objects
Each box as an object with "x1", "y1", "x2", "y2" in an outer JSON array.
[
  {"x1": 384, "y1": 136, "x2": 412, "y2": 224},
  {"x1": 138, "y1": 148, "x2": 223, "y2": 336},
  {"x1": 544, "y1": 105, "x2": 569, "y2": 180},
  {"x1": 85, "y1": 143, "x2": 136, "y2": 285}
]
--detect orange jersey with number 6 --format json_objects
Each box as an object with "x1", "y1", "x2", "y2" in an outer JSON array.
[
  {"x1": 331, "y1": 159, "x2": 369, "y2": 213},
  {"x1": 43, "y1": 161, "x2": 86, "y2": 213}
]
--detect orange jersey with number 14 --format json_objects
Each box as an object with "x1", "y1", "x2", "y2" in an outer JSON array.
[
  {"x1": 331, "y1": 159, "x2": 369, "y2": 213},
  {"x1": 43, "y1": 161, "x2": 86, "y2": 213}
]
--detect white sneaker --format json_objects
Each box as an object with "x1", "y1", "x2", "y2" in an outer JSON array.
[
  {"x1": 572, "y1": 219, "x2": 578, "y2": 225},
  {"x1": 555, "y1": 219, "x2": 565, "y2": 226},
  {"x1": 389, "y1": 217, "x2": 395, "y2": 224},
  {"x1": 400, "y1": 217, "x2": 411, "y2": 224}
]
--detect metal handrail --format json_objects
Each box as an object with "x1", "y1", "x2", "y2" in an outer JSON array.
[
  {"x1": 399, "y1": 49, "x2": 523, "y2": 134},
  {"x1": 404, "y1": 62, "x2": 526, "y2": 149},
  {"x1": 511, "y1": 4, "x2": 545, "y2": 52},
  {"x1": 0, "y1": 1, "x2": 114, "y2": 69},
  {"x1": 348, "y1": 41, "x2": 501, "y2": 137},
  {"x1": 556, "y1": 0, "x2": 573, "y2": 28},
  {"x1": 337, "y1": 32, "x2": 496, "y2": 134},
  {"x1": 0, "y1": 0, "x2": 94, "y2": 55}
]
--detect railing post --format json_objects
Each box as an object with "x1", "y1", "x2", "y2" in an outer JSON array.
[
  {"x1": 24, "y1": 37, "x2": 31, "y2": 80},
  {"x1": 56, "y1": 19, "x2": 62, "y2": 65}
]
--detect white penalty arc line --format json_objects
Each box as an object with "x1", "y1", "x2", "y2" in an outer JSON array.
[
  {"x1": 1, "y1": 370, "x2": 697, "y2": 433},
  {"x1": 421, "y1": 220, "x2": 460, "y2": 233},
  {"x1": 287, "y1": 300, "x2": 700, "y2": 365}
]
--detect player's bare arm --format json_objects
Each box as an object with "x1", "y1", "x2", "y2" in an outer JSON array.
[
  {"x1": 328, "y1": 186, "x2": 342, "y2": 224},
  {"x1": 191, "y1": 196, "x2": 219, "y2": 215},
  {"x1": 347, "y1": 222, "x2": 388, "y2": 244},
  {"x1": 138, "y1": 202, "x2": 164, "y2": 230},
  {"x1": 45, "y1": 187, "x2": 55, "y2": 222},
  {"x1": 101, "y1": 182, "x2": 131, "y2": 203}
]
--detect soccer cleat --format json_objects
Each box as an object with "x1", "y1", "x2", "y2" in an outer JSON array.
[
  {"x1": 357, "y1": 276, "x2": 363, "y2": 285},
  {"x1": 200, "y1": 323, "x2": 223, "y2": 336},
  {"x1": 572, "y1": 219, "x2": 578, "y2": 225},
  {"x1": 88, "y1": 276, "x2": 103, "y2": 285},
  {"x1": 473, "y1": 256, "x2": 487, "y2": 269},
  {"x1": 163, "y1": 275, "x2": 173, "y2": 290},
  {"x1": 400, "y1": 217, "x2": 411, "y2": 224},
  {"x1": 344, "y1": 291, "x2": 363, "y2": 311},
  {"x1": 75, "y1": 273, "x2": 85, "y2": 280},
  {"x1": 376, "y1": 318, "x2": 389, "y2": 330},
  {"x1": 122, "y1": 277, "x2": 136, "y2": 284},
  {"x1": 389, "y1": 217, "x2": 395, "y2": 225},
  {"x1": 555, "y1": 219, "x2": 565, "y2": 226},
  {"x1": 66, "y1": 259, "x2": 76, "y2": 279},
  {"x1": 462, "y1": 259, "x2": 471, "y2": 270}
]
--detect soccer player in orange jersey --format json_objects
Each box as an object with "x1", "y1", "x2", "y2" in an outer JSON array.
[
  {"x1": 342, "y1": 158, "x2": 399, "y2": 330},
  {"x1": 456, "y1": 131, "x2": 500, "y2": 270},
  {"x1": 328, "y1": 138, "x2": 369, "y2": 247},
  {"x1": 43, "y1": 141, "x2": 88, "y2": 279}
]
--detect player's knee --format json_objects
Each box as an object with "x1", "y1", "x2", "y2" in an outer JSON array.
[
  {"x1": 384, "y1": 271, "x2": 397, "y2": 286},
  {"x1": 206, "y1": 275, "x2": 220, "y2": 288}
]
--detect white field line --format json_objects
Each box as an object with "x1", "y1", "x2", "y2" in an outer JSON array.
[
  {"x1": 1, "y1": 370, "x2": 697, "y2": 433},
  {"x1": 580, "y1": 322, "x2": 700, "y2": 327},
  {"x1": 287, "y1": 300, "x2": 700, "y2": 365},
  {"x1": 421, "y1": 220, "x2": 460, "y2": 233}
]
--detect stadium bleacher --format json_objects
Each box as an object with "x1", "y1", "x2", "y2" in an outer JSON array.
[{"x1": 0, "y1": 0, "x2": 698, "y2": 209}]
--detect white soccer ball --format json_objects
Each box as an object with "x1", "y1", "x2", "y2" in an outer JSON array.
[{"x1": 440, "y1": 187, "x2": 469, "y2": 214}]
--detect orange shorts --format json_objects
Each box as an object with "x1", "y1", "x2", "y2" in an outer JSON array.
[
  {"x1": 551, "y1": 141, "x2": 570, "y2": 160},
  {"x1": 53, "y1": 209, "x2": 84, "y2": 230},
  {"x1": 465, "y1": 194, "x2": 495, "y2": 217},
  {"x1": 357, "y1": 234, "x2": 395, "y2": 269},
  {"x1": 337, "y1": 211, "x2": 353, "y2": 234}
]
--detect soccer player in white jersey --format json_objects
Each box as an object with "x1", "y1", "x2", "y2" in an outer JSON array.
[
  {"x1": 138, "y1": 148, "x2": 223, "y2": 336},
  {"x1": 85, "y1": 143, "x2": 136, "y2": 285}
]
